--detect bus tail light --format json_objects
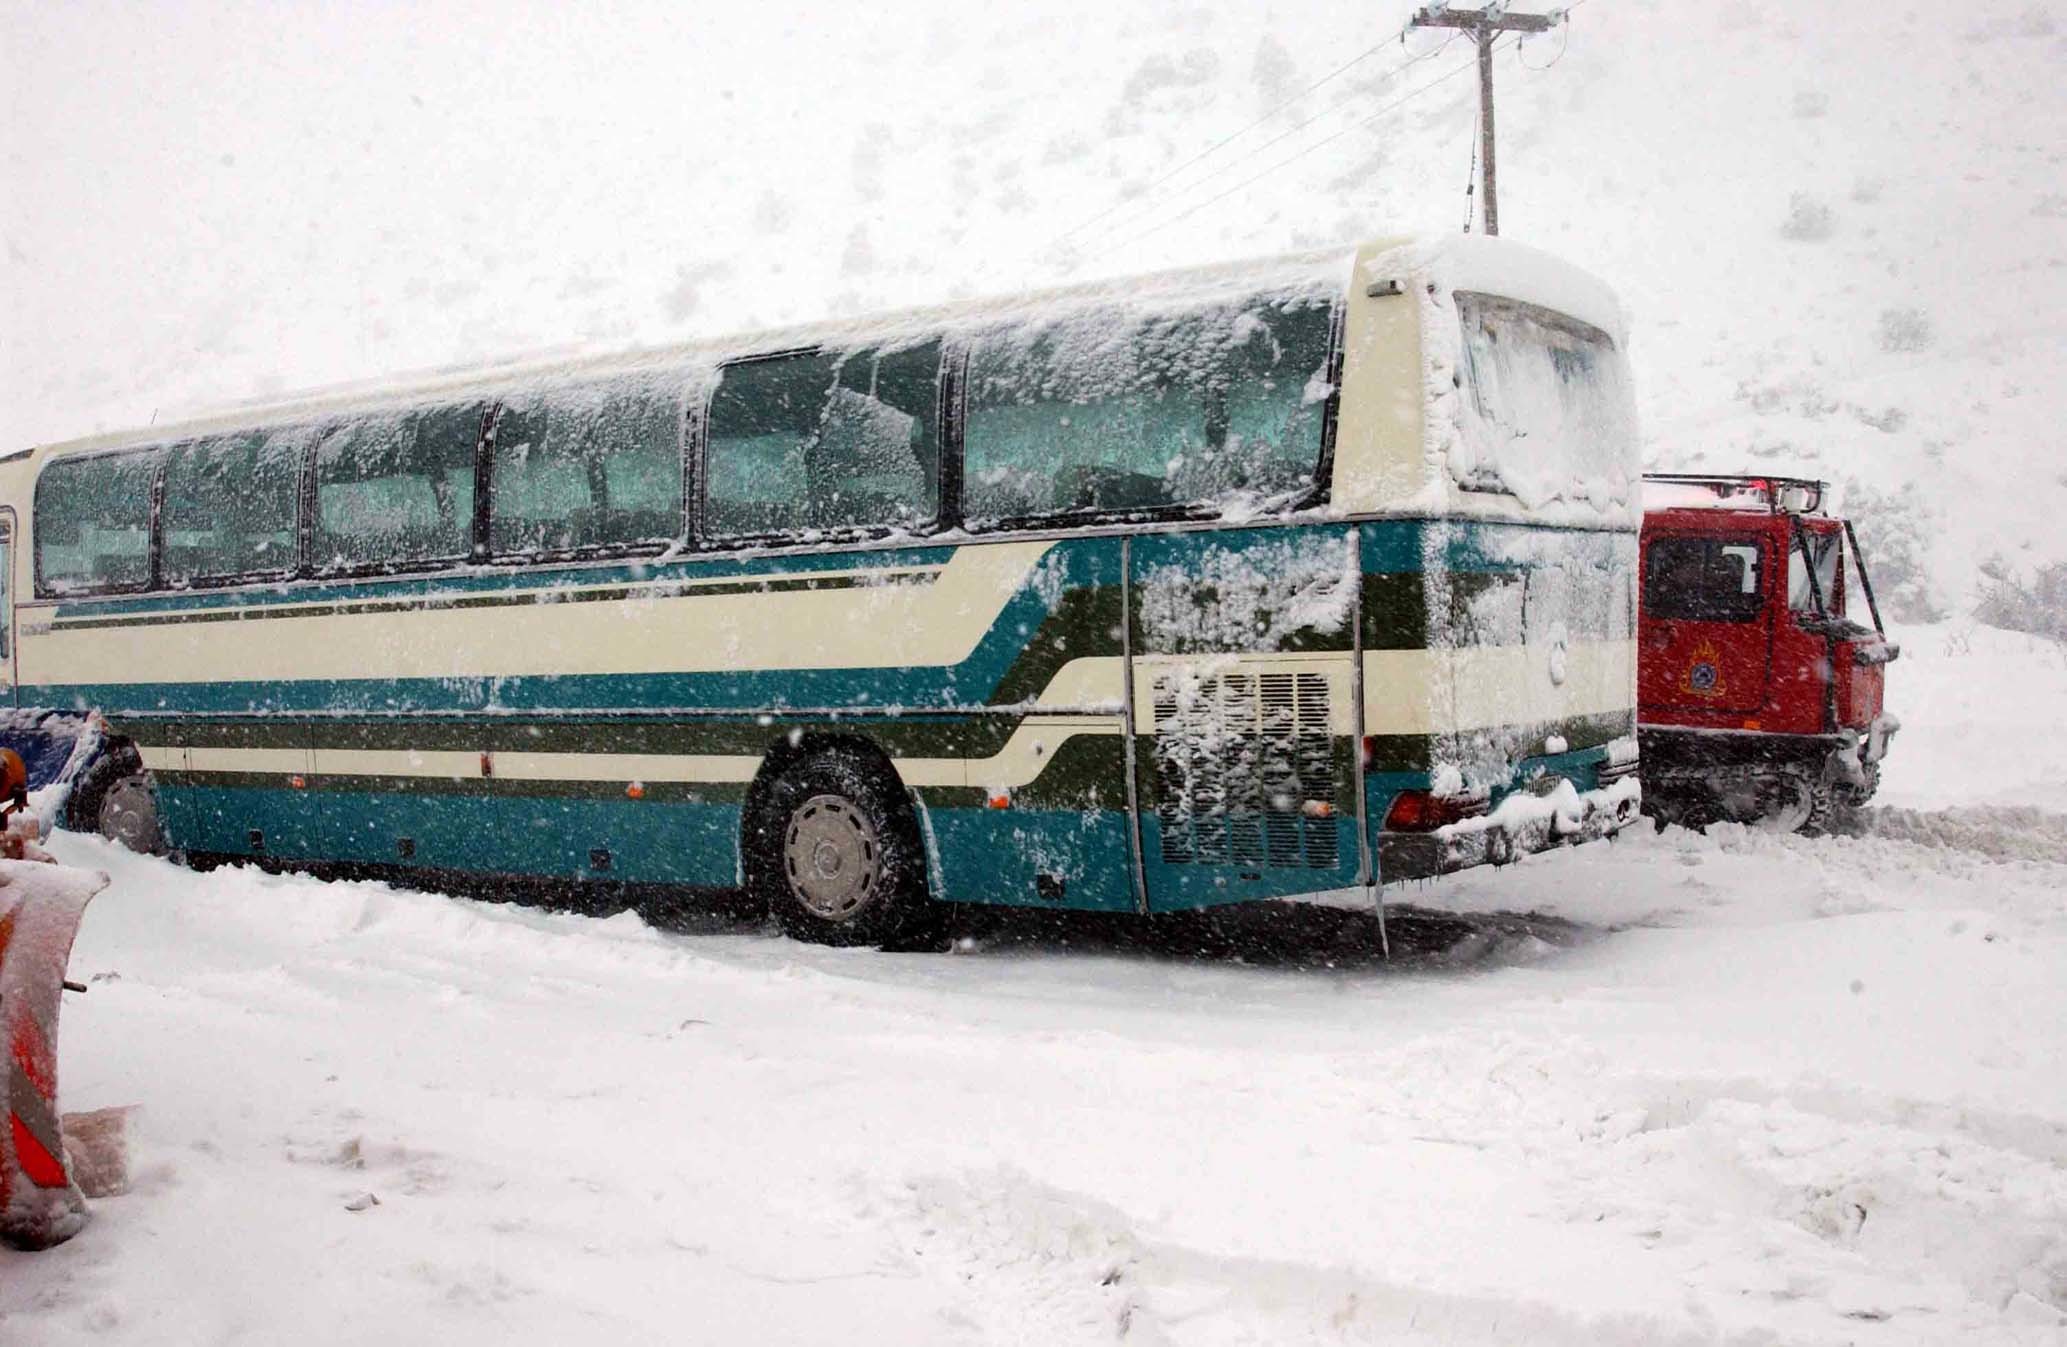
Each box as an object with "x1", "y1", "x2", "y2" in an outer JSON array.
[{"x1": 1383, "y1": 789, "x2": 1489, "y2": 833}]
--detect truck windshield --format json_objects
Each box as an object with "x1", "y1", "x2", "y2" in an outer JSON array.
[
  {"x1": 1645, "y1": 536, "x2": 1765, "y2": 623},
  {"x1": 1788, "y1": 530, "x2": 1841, "y2": 613},
  {"x1": 1453, "y1": 293, "x2": 1637, "y2": 511}
]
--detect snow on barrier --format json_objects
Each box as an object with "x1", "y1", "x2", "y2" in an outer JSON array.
[{"x1": 0, "y1": 858, "x2": 110, "y2": 1250}]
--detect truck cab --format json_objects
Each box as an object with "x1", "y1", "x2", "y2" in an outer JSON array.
[{"x1": 1637, "y1": 474, "x2": 1898, "y2": 832}]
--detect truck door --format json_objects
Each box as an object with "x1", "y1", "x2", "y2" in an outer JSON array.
[{"x1": 1639, "y1": 531, "x2": 1773, "y2": 716}]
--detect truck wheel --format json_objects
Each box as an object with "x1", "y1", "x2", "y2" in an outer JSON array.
[
  {"x1": 749, "y1": 749, "x2": 933, "y2": 948},
  {"x1": 1833, "y1": 764, "x2": 1881, "y2": 810},
  {"x1": 96, "y1": 774, "x2": 165, "y2": 854},
  {"x1": 1758, "y1": 773, "x2": 1833, "y2": 837}
]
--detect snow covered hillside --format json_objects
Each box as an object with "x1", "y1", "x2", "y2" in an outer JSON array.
[{"x1": 6, "y1": 0, "x2": 2064, "y2": 612}]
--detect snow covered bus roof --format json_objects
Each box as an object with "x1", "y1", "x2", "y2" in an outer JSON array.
[{"x1": 24, "y1": 234, "x2": 1627, "y2": 464}]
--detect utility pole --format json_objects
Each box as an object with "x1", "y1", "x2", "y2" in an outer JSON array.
[{"x1": 1408, "y1": 4, "x2": 1565, "y2": 236}]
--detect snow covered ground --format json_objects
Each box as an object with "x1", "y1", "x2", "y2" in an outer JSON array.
[{"x1": 3, "y1": 636, "x2": 2064, "y2": 1346}]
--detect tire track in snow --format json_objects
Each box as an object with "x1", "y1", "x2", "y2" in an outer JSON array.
[{"x1": 1841, "y1": 805, "x2": 2067, "y2": 869}]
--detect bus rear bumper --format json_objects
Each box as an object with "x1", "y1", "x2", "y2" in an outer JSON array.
[{"x1": 1379, "y1": 776, "x2": 1642, "y2": 883}]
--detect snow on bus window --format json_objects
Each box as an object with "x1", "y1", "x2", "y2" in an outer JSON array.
[
  {"x1": 162, "y1": 426, "x2": 311, "y2": 583},
  {"x1": 704, "y1": 341, "x2": 940, "y2": 538},
  {"x1": 961, "y1": 292, "x2": 1333, "y2": 527},
  {"x1": 1135, "y1": 531, "x2": 1356, "y2": 655},
  {"x1": 1453, "y1": 294, "x2": 1635, "y2": 512},
  {"x1": 35, "y1": 448, "x2": 163, "y2": 595},
  {"x1": 491, "y1": 378, "x2": 683, "y2": 554},
  {"x1": 314, "y1": 404, "x2": 483, "y2": 569}
]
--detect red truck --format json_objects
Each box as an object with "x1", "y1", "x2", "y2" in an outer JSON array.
[{"x1": 1638, "y1": 474, "x2": 1898, "y2": 833}]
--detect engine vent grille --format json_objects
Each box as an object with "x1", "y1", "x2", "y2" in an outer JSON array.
[{"x1": 1151, "y1": 671, "x2": 1338, "y2": 869}]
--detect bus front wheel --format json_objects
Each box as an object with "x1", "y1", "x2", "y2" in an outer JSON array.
[
  {"x1": 750, "y1": 749, "x2": 933, "y2": 948},
  {"x1": 96, "y1": 774, "x2": 165, "y2": 855}
]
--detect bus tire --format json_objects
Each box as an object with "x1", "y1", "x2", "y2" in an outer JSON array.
[
  {"x1": 96, "y1": 773, "x2": 165, "y2": 854},
  {"x1": 65, "y1": 744, "x2": 145, "y2": 836},
  {"x1": 751, "y1": 748, "x2": 932, "y2": 948}
]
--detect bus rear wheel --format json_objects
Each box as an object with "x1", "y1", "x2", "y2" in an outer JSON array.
[{"x1": 751, "y1": 749, "x2": 933, "y2": 948}]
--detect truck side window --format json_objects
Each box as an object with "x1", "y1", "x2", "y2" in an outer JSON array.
[{"x1": 1644, "y1": 536, "x2": 1765, "y2": 623}]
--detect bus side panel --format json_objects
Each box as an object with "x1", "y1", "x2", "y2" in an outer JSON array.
[
  {"x1": 914, "y1": 534, "x2": 1136, "y2": 914},
  {"x1": 157, "y1": 780, "x2": 747, "y2": 888},
  {"x1": 1130, "y1": 524, "x2": 1363, "y2": 912}
]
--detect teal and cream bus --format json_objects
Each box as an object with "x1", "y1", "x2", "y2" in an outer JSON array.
[{"x1": 0, "y1": 235, "x2": 1641, "y2": 946}]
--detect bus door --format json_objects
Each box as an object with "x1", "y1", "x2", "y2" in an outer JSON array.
[
  {"x1": 1126, "y1": 525, "x2": 1363, "y2": 911},
  {"x1": 1639, "y1": 530, "x2": 1773, "y2": 716}
]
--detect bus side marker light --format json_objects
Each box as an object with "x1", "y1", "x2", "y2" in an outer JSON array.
[
  {"x1": 986, "y1": 793, "x2": 1012, "y2": 810},
  {"x1": 1742, "y1": 719, "x2": 1761, "y2": 731},
  {"x1": 1301, "y1": 800, "x2": 1335, "y2": 819},
  {"x1": 288, "y1": 776, "x2": 306, "y2": 790},
  {"x1": 480, "y1": 752, "x2": 494, "y2": 778},
  {"x1": 626, "y1": 782, "x2": 646, "y2": 800}
]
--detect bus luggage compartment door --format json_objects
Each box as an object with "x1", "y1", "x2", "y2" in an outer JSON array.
[{"x1": 1127, "y1": 526, "x2": 1362, "y2": 912}]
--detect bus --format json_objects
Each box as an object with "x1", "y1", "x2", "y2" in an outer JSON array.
[{"x1": 0, "y1": 235, "x2": 1642, "y2": 947}]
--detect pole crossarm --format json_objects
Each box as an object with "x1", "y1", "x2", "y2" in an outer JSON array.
[{"x1": 1409, "y1": 6, "x2": 1561, "y2": 34}]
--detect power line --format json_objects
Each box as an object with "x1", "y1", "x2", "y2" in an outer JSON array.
[
  {"x1": 1460, "y1": 102, "x2": 1480, "y2": 232},
  {"x1": 1088, "y1": 39, "x2": 1501, "y2": 262},
  {"x1": 1053, "y1": 17, "x2": 1446, "y2": 250},
  {"x1": 1067, "y1": 33, "x2": 1457, "y2": 253},
  {"x1": 1517, "y1": 10, "x2": 1574, "y2": 70}
]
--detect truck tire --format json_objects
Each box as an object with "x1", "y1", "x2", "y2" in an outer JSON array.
[{"x1": 1758, "y1": 772, "x2": 1834, "y2": 837}]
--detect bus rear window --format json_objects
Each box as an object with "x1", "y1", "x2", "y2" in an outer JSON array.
[
  {"x1": 1644, "y1": 536, "x2": 1765, "y2": 623},
  {"x1": 36, "y1": 449, "x2": 163, "y2": 595},
  {"x1": 1454, "y1": 294, "x2": 1636, "y2": 511}
]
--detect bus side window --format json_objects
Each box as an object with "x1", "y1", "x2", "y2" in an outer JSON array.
[
  {"x1": 704, "y1": 342, "x2": 941, "y2": 540},
  {"x1": 162, "y1": 428, "x2": 307, "y2": 584},
  {"x1": 34, "y1": 448, "x2": 163, "y2": 596},
  {"x1": 491, "y1": 380, "x2": 685, "y2": 555},
  {"x1": 314, "y1": 404, "x2": 484, "y2": 570},
  {"x1": 961, "y1": 294, "x2": 1332, "y2": 527}
]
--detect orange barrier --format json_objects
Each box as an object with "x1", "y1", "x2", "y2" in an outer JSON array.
[{"x1": 0, "y1": 744, "x2": 110, "y2": 1249}]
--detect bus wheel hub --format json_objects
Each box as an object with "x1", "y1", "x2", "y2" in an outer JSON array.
[{"x1": 785, "y1": 795, "x2": 880, "y2": 920}]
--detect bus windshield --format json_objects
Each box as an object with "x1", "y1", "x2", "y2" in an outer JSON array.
[{"x1": 1452, "y1": 293, "x2": 1637, "y2": 513}]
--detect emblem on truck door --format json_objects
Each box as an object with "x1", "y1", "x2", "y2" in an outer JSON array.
[{"x1": 1682, "y1": 640, "x2": 1726, "y2": 698}]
